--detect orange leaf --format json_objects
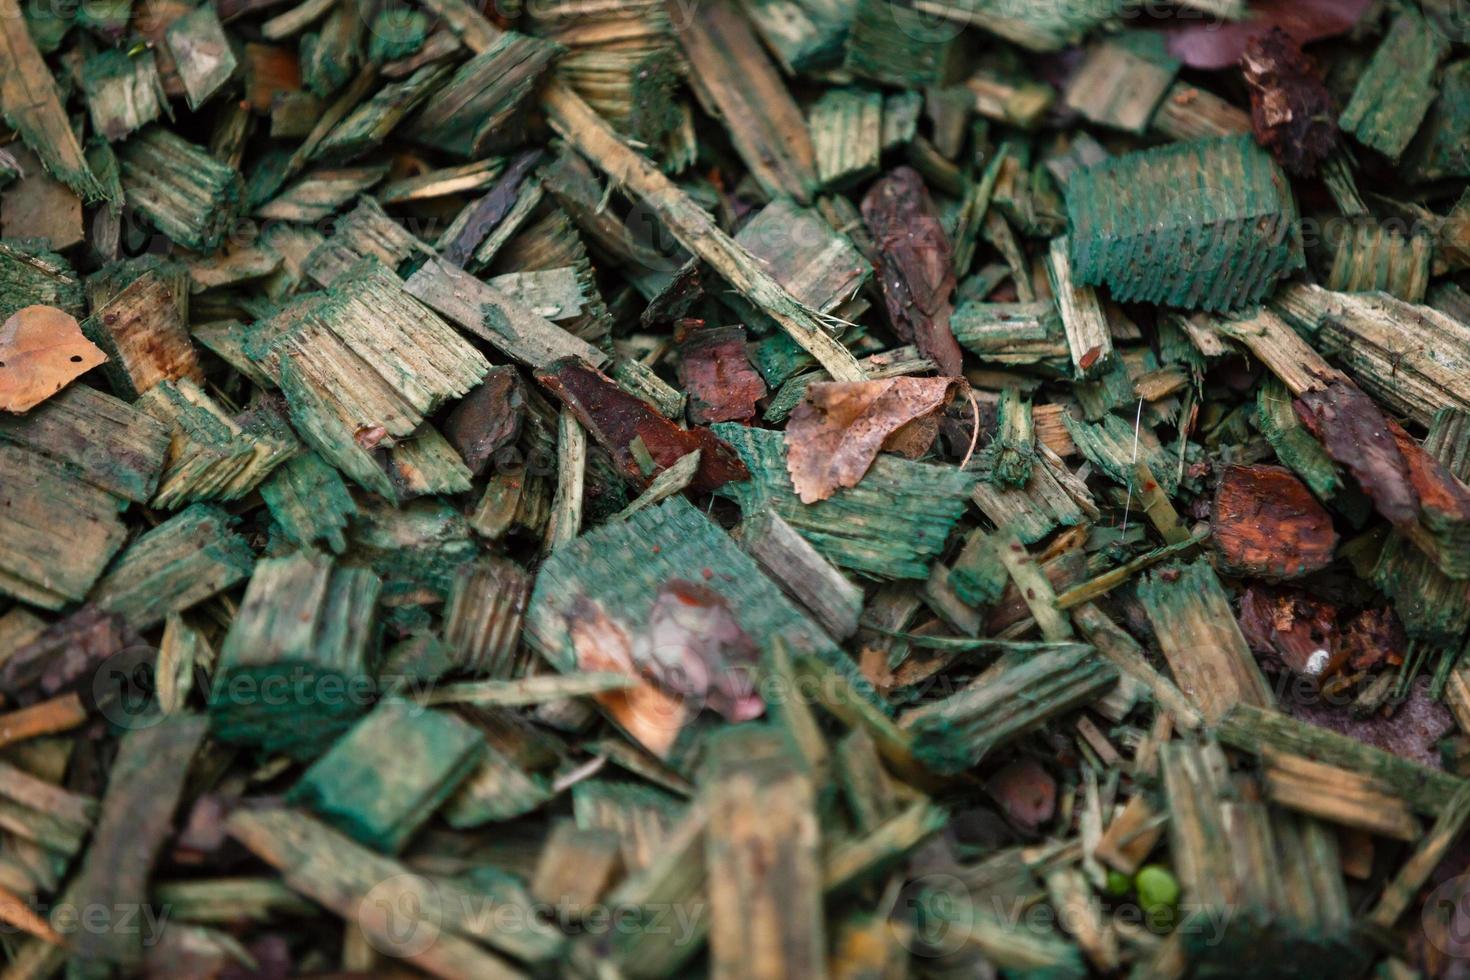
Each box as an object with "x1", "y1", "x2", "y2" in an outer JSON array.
[
  {"x1": 785, "y1": 377, "x2": 959, "y2": 503},
  {"x1": 0, "y1": 305, "x2": 107, "y2": 414}
]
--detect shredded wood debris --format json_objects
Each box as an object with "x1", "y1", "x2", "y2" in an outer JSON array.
[{"x1": 5, "y1": 2, "x2": 1470, "y2": 978}]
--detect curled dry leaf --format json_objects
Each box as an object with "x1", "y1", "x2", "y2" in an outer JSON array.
[
  {"x1": 0, "y1": 304, "x2": 107, "y2": 414},
  {"x1": 786, "y1": 376, "x2": 959, "y2": 504},
  {"x1": 1241, "y1": 27, "x2": 1338, "y2": 176},
  {"x1": 1166, "y1": 0, "x2": 1375, "y2": 70},
  {"x1": 861, "y1": 167, "x2": 964, "y2": 377}
]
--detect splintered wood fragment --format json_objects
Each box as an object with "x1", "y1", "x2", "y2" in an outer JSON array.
[
  {"x1": 1160, "y1": 740, "x2": 1363, "y2": 977},
  {"x1": 1136, "y1": 559, "x2": 1274, "y2": 724},
  {"x1": 255, "y1": 164, "x2": 388, "y2": 221},
  {"x1": 402, "y1": 32, "x2": 559, "y2": 158},
  {"x1": 543, "y1": 406, "x2": 585, "y2": 554},
  {"x1": 444, "y1": 740, "x2": 553, "y2": 828},
  {"x1": 150, "y1": 879, "x2": 315, "y2": 923},
  {"x1": 824, "y1": 799, "x2": 946, "y2": 895},
  {"x1": 733, "y1": 198, "x2": 870, "y2": 325},
  {"x1": 911, "y1": 0, "x2": 1107, "y2": 52},
  {"x1": 83, "y1": 270, "x2": 202, "y2": 399},
  {"x1": 1064, "y1": 412, "x2": 1177, "y2": 495},
  {"x1": 703, "y1": 726, "x2": 825, "y2": 980},
  {"x1": 980, "y1": 387, "x2": 1036, "y2": 489},
  {"x1": 809, "y1": 88, "x2": 882, "y2": 189},
  {"x1": 951, "y1": 300, "x2": 1069, "y2": 365},
  {"x1": 260, "y1": 451, "x2": 358, "y2": 554},
  {"x1": 443, "y1": 557, "x2": 532, "y2": 677},
  {"x1": 139, "y1": 380, "x2": 296, "y2": 507},
  {"x1": 287, "y1": 701, "x2": 485, "y2": 853},
  {"x1": 534, "y1": 824, "x2": 625, "y2": 921},
  {"x1": 1212, "y1": 464, "x2": 1337, "y2": 579},
  {"x1": 844, "y1": 0, "x2": 957, "y2": 87},
  {"x1": 1047, "y1": 237, "x2": 1112, "y2": 379},
  {"x1": 423, "y1": 674, "x2": 636, "y2": 708},
  {"x1": 1151, "y1": 80, "x2": 1250, "y2": 142},
  {"x1": 227, "y1": 808, "x2": 536, "y2": 978},
  {"x1": 0, "y1": 758, "x2": 97, "y2": 854},
  {"x1": 91, "y1": 503, "x2": 254, "y2": 630},
  {"x1": 271, "y1": 260, "x2": 490, "y2": 441},
  {"x1": 0, "y1": 447, "x2": 128, "y2": 609},
  {"x1": 1046, "y1": 866, "x2": 1120, "y2": 971},
  {"x1": 611, "y1": 449, "x2": 700, "y2": 523},
  {"x1": 404, "y1": 256, "x2": 607, "y2": 370},
  {"x1": 1055, "y1": 533, "x2": 1207, "y2": 611},
  {"x1": 0, "y1": 0, "x2": 108, "y2": 201},
  {"x1": 80, "y1": 50, "x2": 167, "y2": 142},
  {"x1": 1063, "y1": 38, "x2": 1178, "y2": 134},
  {"x1": 962, "y1": 67, "x2": 1054, "y2": 128},
  {"x1": 0, "y1": 882, "x2": 61, "y2": 945},
  {"x1": 678, "y1": 1, "x2": 817, "y2": 203},
  {"x1": 1323, "y1": 217, "x2": 1432, "y2": 302},
  {"x1": 716, "y1": 423, "x2": 976, "y2": 580},
  {"x1": 1131, "y1": 460, "x2": 1190, "y2": 545},
  {"x1": 1255, "y1": 377, "x2": 1361, "y2": 516},
  {"x1": 312, "y1": 62, "x2": 452, "y2": 162},
  {"x1": 66, "y1": 715, "x2": 207, "y2": 970},
  {"x1": 1260, "y1": 749, "x2": 1419, "y2": 841},
  {"x1": 1093, "y1": 793, "x2": 1166, "y2": 874},
  {"x1": 1067, "y1": 136, "x2": 1303, "y2": 311},
  {"x1": 0, "y1": 695, "x2": 87, "y2": 750},
  {"x1": 165, "y1": 3, "x2": 238, "y2": 109},
  {"x1": 542, "y1": 81, "x2": 865, "y2": 382},
  {"x1": 601, "y1": 803, "x2": 709, "y2": 976},
  {"x1": 738, "y1": 510, "x2": 864, "y2": 640},
  {"x1": 971, "y1": 448, "x2": 1095, "y2": 546},
  {"x1": 1206, "y1": 306, "x2": 1338, "y2": 397},
  {"x1": 117, "y1": 128, "x2": 244, "y2": 251},
  {"x1": 1272, "y1": 282, "x2": 1470, "y2": 427},
  {"x1": 901, "y1": 645, "x2": 1118, "y2": 775},
  {"x1": 1216, "y1": 703, "x2": 1467, "y2": 816},
  {"x1": 156, "y1": 613, "x2": 210, "y2": 714},
  {"x1": 995, "y1": 531, "x2": 1073, "y2": 641},
  {"x1": 0, "y1": 241, "x2": 84, "y2": 322},
  {"x1": 379, "y1": 158, "x2": 505, "y2": 204},
  {"x1": 1338, "y1": 7, "x2": 1448, "y2": 161},
  {"x1": 210, "y1": 552, "x2": 381, "y2": 759},
  {"x1": 536, "y1": 359, "x2": 748, "y2": 495},
  {"x1": 1368, "y1": 782, "x2": 1470, "y2": 929}
]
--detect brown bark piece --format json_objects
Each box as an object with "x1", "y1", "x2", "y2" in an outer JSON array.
[
  {"x1": 535, "y1": 357, "x2": 749, "y2": 493},
  {"x1": 861, "y1": 167, "x2": 964, "y2": 377},
  {"x1": 1213, "y1": 463, "x2": 1338, "y2": 579},
  {"x1": 677, "y1": 324, "x2": 765, "y2": 425}
]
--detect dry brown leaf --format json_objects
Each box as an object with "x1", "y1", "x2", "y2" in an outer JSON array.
[
  {"x1": 0, "y1": 305, "x2": 107, "y2": 414},
  {"x1": 786, "y1": 376, "x2": 958, "y2": 503}
]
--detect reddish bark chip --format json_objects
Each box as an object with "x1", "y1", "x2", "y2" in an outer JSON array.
[{"x1": 1213, "y1": 463, "x2": 1338, "y2": 579}]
